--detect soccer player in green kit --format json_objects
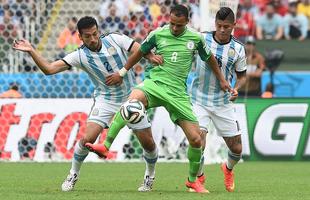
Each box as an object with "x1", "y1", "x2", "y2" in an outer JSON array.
[{"x1": 86, "y1": 4, "x2": 230, "y2": 193}]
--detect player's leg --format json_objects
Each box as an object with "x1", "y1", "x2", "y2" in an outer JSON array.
[
  {"x1": 211, "y1": 104, "x2": 241, "y2": 192},
  {"x1": 61, "y1": 122, "x2": 103, "y2": 191},
  {"x1": 192, "y1": 103, "x2": 212, "y2": 185},
  {"x1": 133, "y1": 127, "x2": 158, "y2": 192},
  {"x1": 85, "y1": 88, "x2": 149, "y2": 156},
  {"x1": 178, "y1": 120, "x2": 209, "y2": 193}
]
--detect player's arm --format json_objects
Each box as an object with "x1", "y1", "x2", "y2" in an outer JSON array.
[
  {"x1": 230, "y1": 47, "x2": 247, "y2": 101},
  {"x1": 12, "y1": 39, "x2": 69, "y2": 75},
  {"x1": 106, "y1": 32, "x2": 158, "y2": 85}
]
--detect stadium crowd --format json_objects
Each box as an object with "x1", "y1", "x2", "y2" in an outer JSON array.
[{"x1": 0, "y1": 0, "x2": 309, "y2": 97}]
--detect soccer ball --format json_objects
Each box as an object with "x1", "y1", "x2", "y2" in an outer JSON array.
[{"x1": 120, "y1": 99, "x2": 145, "y2": 124}]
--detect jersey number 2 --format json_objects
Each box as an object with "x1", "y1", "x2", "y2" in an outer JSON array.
[{"x1": 104, "y1": 62, "x2": 113, "y2": 72}]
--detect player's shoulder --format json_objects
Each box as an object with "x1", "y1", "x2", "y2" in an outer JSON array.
[
  {"x1": 231, "y1": 36, "x2": 245, "y2": 49},
  {"x1": 186, "y1": 26, "x2": 203, "y2": 37}
]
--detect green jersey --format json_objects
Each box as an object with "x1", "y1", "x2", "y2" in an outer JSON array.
[{"x1": 140, "y1": 25, "x2": 212, "y2": 90}]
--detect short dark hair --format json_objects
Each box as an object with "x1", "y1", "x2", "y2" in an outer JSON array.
[
  {"x1": 215, "y1": 7, "x2": 235, "y2": 23},
  {"x1": 77, "y1": 16, "x2": 98, "y2": 34},
  {"x1": 170, "y1": 4, "x2": 189, "y2": 19}
]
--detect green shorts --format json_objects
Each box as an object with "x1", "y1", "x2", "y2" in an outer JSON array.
[{"x1": 135, "y1": 79, "x2": 198, "y2": 123}]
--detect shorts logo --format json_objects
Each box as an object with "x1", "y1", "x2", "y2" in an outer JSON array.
[
  {"x1": 187, "y1": 41, "x2": 195, "y2": 50},
  {"x1": 92, "y1": 108, "x2": 99, "y2": 116},
  {"x1": 107, "y1": 47, "x2": 117, "y2": 55},
  {"x1": 228, "y1": 48, "x2": 235, "y2": 58}
]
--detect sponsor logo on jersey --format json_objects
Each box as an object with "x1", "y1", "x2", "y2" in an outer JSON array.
[
  {"x1": 228, "y1": 48, "x2": 235, "y2": 58},
  {"x1": 187, "y1": 41, "x2": 195, "y2": 50},
  {"x1": 107, "y1": 47, "x2": 117, "y2": 55}
]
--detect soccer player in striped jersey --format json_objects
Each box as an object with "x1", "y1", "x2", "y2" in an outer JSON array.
[
  {"x1": 13, "y1": 16, "x2": 163, "y2": 192},
  {"x1": 189, "y1": 7, "x2": 247, "y2": 192},
  {"x1": 85, "y1": 5, "x2": 231, "y2": 193}
]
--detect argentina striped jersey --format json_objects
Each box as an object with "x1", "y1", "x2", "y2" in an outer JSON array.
[
  {"x1": 63, "y1": 33, "x2": 136, "y2": 103},
  {"x1": 190, "y1": 32, "x2": 246, "y2": 107}
]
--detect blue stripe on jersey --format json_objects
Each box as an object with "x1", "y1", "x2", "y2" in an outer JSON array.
[
  {"x1": 107, "y1": 35, "x2": 136, "y2": 101},
  {"x1": 82, "y1": 47, "x2": 111, "y2": 101},
  {"x1": 201, "y1": 33, "x2": 213, "y2": 105},
  {"x1": 223, "y1": 40, "x2": 236, "y2": 104},
  {"x1": 78, "y1": 49, "x2": 99, "y2": 89},
  {"x1": 213, "y1": 42, "x2": 224, "y2": 106},
  {"x1": 109, "y1": 35, "x2": 136, "y2": 89},
  {"x1": 101, "y1": 37, "x2": 124, "y2": 103}
]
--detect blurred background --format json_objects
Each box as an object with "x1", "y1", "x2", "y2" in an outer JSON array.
[{"x1": 0, "y1": 0, "x2": 309, "y2": 162}]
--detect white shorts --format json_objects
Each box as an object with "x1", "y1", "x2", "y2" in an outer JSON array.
[
  {"x1": 193, "y1": 103, "x2": 241, "y2": 137},
  {"x1": 87, "y1": 95, "x2": 151, "y2": 130}
]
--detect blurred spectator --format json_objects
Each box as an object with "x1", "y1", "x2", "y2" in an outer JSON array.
[
  {"x1": 297, "y1": 0, "x2": 310, "y2": 38},
  {"x1": 188, "y1": 0, "x2": 200, "y2": 30},
  {"x1": 129, "y1": 0, "x2": 145, "y2": 14},
  {"x1": 0, "y1": 82, "x2": 22, "y2": 98},
  {"x1": 261, "y1": 83, "x2": 274, "y2": 98},
  {"x1": 241, "y1": 0, "x2": 260, "y2": 20},
  {"x1": 100, "y1": 0, "x2": 129, "y2": 19},
  {"x1": 272, "y1": 0, "x2": 289, "y2": 16},
  {"x1": 256, "y1": 3, "x2": 284, "y2": 40},
  {"x1": 149, "y1": 0, "x2": 161, "y2": 20},
  {"x1": 127, "y1": 11, "x2": 152, "y2": 41},
  {"x1": 234, "y1": 5, "x2": 256, "y2": 43},
  {"x1": 134, "y1": 64, "x2": 145, "y2": 84},
  {"x1": 153, "y1": 3, "x2": 170, "y2": 28},
  {"x1": 57, "y1": 17, "x2": 81, "y2": 58},
  {"x1": 100, "y1": 3, "x2": 126, "y2": 33},
  {"x1": 239, "y1": 37, "x2": 266, "y2": 97},
  {"x1": 283, "y1": 1, "x2": 308, "y2": 41}
]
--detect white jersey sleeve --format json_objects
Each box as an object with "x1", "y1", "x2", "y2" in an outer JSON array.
[
  {"x1": 62, "y1": 50, "x2": 82, "y2": 69},
  {"x1": 235, "y1": 46, "x2": 247, "y2": 72},
  {"x1": 109, "y1": 33, "x2": 134, "y2": 52}
]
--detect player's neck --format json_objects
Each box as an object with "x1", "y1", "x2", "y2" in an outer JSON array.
[{"x1": 213, "y1": 32, "x2": 231, "y2": 45}]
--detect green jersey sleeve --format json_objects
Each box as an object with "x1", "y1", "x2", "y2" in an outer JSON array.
[
  {"x1": 140, "y1": 30, "x2": 157, "y2": 54},
  {"x1": 197, "y1": 35, "x2": 212, "y2": 62}
]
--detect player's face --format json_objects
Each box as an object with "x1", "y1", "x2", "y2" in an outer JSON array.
[
  {"x1": 215, "y1": 19, "x2": 235, "y2": 42},
  {"x1": 79, "y1": 25, "x2": 101, "y2": 51},
  {"x1": 169, "y1": 13, "x2": 188, "y2": 36}
]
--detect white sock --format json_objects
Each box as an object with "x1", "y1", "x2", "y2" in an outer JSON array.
[
  {"x1": 143, "y1": 147, "x2": 158, "y2": 178},
  {"x1": 226, "y1": 151, "x2": 241, "y2": 170},
  {"x1": 197, "y1": 154, "x2": 205, "y2": 177},
  {"x1": 70, "y1": 141, "x2": 89, "y2": 175}
]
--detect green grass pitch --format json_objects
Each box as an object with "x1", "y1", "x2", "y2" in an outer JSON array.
[{"x1": 0, "y1": 161, "x2": 308, "y2": 200}]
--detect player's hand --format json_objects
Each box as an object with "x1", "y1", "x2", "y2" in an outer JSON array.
[
  {"x1": 220, "y1": 80, "x2": 231, "y2": 93},
  {"x1": 229, "y1": 88, "x2": 238, "y2": 101},
  {"x1": 12, "y1": 39, "x2": 33, "y2": 52},
  {"x1": 106, "y1": 72, "x2": 123, "y2": 86},
  {"x1": 148, "y1": 54, "x2": 163, "y2": 66}
]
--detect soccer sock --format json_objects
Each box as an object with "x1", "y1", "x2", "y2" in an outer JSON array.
[
  {"x1": 187, "y1": 145, "x2": 202, "y2": 182},
  {"x1": 103, "y1": 112, "x2": 127, "y2": 149},
  {"x1": 197, "y1": 154, "x2": 205, "y2": 177},
  {"x1": 143, "y1": 147, "x2": 158, "y2": 178},
  {"x1": 226, "y1": 151, "x2": 241, "y2": 170},
  {"x1": 70, "y1": 140, "x2": 89, "y2": 174}
]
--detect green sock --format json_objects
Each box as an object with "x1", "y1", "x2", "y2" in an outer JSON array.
[
  {"x1": 104, "y1": 112, "x2": 127, "y2": 149},
  {"x1": 187, "y1": 145, "x2": 202, "y2": 182}
]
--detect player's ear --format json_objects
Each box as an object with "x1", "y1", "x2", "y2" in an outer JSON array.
[{"x1": 78, "y1": 33, "x2": 82, "y2": 41}]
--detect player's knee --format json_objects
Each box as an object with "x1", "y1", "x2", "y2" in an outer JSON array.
[
  {"x1": 188, "y1": 134, "x2": 202, "y2": 148},
  {"x1": 231, "y1": 144, "x2": 242, "y2": 155},
  {"x1": 79, "y1": 137, "x2": 95, "y2": 146}
]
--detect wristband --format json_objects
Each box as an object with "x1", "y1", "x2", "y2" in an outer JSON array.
[{"x1": 118, "y1": 67, "x2": 128, "y2": 77}]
